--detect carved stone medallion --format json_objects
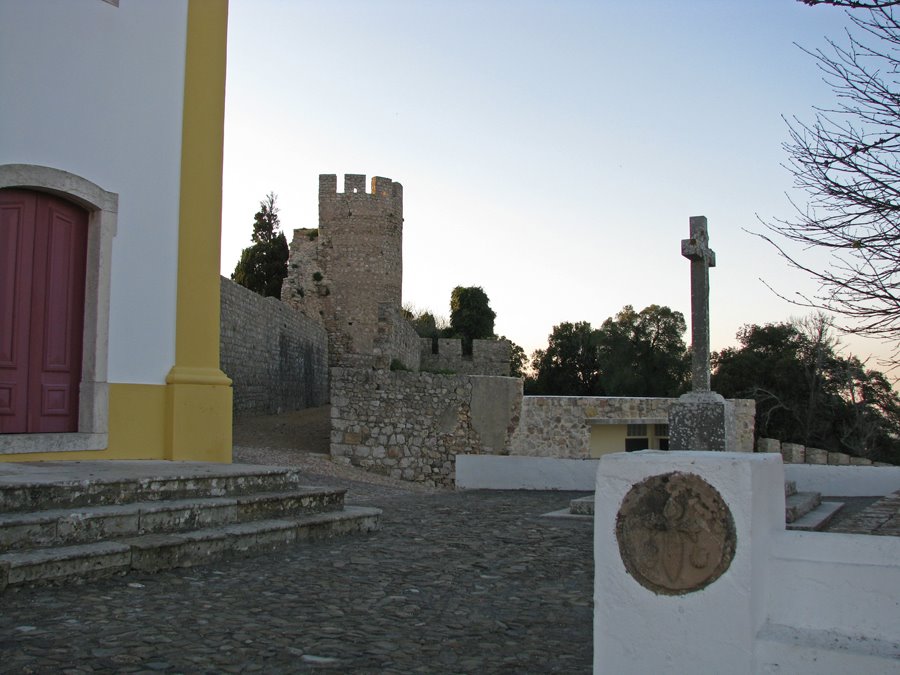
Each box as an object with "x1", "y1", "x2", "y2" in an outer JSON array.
[{"x1": 615, "y1": 472, "x2": 736, "y2": 595}]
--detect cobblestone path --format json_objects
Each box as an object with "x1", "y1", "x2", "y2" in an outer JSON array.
[{"x1": 0, "y1": 489, "x2": 593, "y2": 674}]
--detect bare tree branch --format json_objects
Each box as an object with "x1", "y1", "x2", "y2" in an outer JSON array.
[{"x1": 759, "y1": 6, "x2": 900, "y2": 365}]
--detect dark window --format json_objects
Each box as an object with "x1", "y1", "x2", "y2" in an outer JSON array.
[{"x1": 625, "y1": 438, "x2": 649, "y2": 452}]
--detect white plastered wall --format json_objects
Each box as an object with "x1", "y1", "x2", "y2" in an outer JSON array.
[{"x1": 0, "y1": 0, "x2": 188, "y2": 385}]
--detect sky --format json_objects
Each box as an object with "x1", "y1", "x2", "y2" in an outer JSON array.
[{"x1": 221, "y1": 0, "x2": 894, "y2": 368}]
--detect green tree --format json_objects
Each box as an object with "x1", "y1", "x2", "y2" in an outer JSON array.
[
  {"x1": 232, "y1": 192, "x2": 289, "y2": 298},
  {"x1": 500, "y1": 336, "x2": 527, "y2": 379},
  {"x1": 712, "y1": 316, "x2": 900, "y2": 463},
  {"x1": 529, "y1": 321, "x2": 602, "y2": 395},
  {"x1": 528, "y1": 305, "x2": 690, "y2": 397},
  {"x1": 595, "y1": 305, "x2": 690, "y2": 397},
  {"x1": 449, "y1": 286, "x2": 496, "y2": 354}
]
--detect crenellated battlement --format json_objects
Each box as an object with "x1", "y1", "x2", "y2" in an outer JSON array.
[
  {"x1": 318, "y1": 173, "x2": 403, "y2": 203},
  {"x1": 420, "y1": 338, "x2": 510, "y2": 376}
]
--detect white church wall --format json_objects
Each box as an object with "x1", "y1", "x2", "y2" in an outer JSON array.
[{"x1": 0, "y1": 0, "x2": 188, "y2": 385}]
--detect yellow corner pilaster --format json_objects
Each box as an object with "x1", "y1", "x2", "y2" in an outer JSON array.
[{"x1": 167, "y1": 0, "x2": 232, "y2": 463}]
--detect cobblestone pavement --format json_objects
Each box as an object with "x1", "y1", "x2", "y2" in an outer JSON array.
[
  {"x1": 827, "y1": 490, "x2": 900, "y2": 536},
  {"x1": 0, "y1": 487, "x2": 593, "y2": 674}
]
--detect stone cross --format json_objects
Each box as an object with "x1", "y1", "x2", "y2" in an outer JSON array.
[{"x1": 681, "y1": 216, "x2": 716, "y2": 392}]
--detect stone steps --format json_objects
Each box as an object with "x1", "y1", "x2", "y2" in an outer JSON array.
[
  {"x1": 785, "y1": 491, "x2": 822, "y2": 523},
  {"x1": 785, "y1": 501, "x2": 844, "y2": 532},
  {"x1": 0, "y1": 508, "x2": 379, "y2": 589},
  {"x1": 0, "y1": 462, "x2": 381, "y2": 590},
  {"x1": 0, "y1": 488, "x2": 344, "y2": 551},
  {"x1": 0, "y1": 463, "x2": 315, "y2": 513}
]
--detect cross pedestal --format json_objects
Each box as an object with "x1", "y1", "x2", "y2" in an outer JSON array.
[
  {"x1": 669, "y1": 216, "x2": 736, "y2": 452},
  {"x1": 669, "y1": 390, "x2": 736, "y2": 452}
]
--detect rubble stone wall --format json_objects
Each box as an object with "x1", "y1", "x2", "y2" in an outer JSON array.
[
  {"x1": 221, "y1": 276, "x2": 329, "y2": 416},
  {"x1": 419, "y1": 338, "x2": 510, "y2": 376},
  {"x1": 508, "y1": 396, "x2": 756, "y2": 458},
  {"x1": 373, "y1": 304, "x2": 422, "y2": 371},
  {"x1": 330, "y1": 368, "x2": 522, "y2": 487}
]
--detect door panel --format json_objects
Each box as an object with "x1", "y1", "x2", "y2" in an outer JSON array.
[
  {"x1": 0, "y1": 192, "x2": 36, "y2": 432},
  {"x1": 0, "y1": 189, "x2": 87, "y2": 433}
]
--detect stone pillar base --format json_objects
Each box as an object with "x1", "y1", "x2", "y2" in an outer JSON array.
[{"x1": 669, "y1": 391, "x2": 736, "y2": 451}]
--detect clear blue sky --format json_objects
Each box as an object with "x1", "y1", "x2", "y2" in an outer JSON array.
[{"x1": 222, "y1": 1, "x2": 891, "y2": 366}]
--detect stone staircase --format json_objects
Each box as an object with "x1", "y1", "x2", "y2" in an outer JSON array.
[
  {"x1": 783, "y1": 479, "x2": 843, "y2": 531},
  {"x1": 559, "y1": 481, "x2": 844, "y2": 531},
  {"x1": 0, "y1": 461, "x2": 381, "y2": 591}
]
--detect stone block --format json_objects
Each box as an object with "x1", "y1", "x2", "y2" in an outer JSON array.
[
  {"x1": 805, "y1": 447, "x2": 829, "y2": 465},
  {"x1": 849, "y1": 456, "x2": 872, "y2": 466},
  {"x1": 827, "y1": 452, "x2": 851, "y2": 465},
  {"x1": 756, "y1": 438, "x2": 781, "y2": 454},
  {"x1": 668, "y1": 392, "x2": 736, "y2": 452},
  {"x1": 780, "y1": 443, "x2": 805, "y2": 464}
]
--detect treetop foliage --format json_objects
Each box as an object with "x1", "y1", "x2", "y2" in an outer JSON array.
[
  {"x1": 526, "y1": 305, "x2": 690, "y2": 398},
  {"x1": 232, "y1": 192, "x2": 289, "y2": 298},
  {"x1": 713, "y1": 314, "x2": 900, "y2": 463},
  {"x1": 449, "y1": 286, "x2": 496, "y2": 353}
]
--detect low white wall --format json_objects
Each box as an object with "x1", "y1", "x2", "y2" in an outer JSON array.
[
  {"x1": 766, "y1": 530, "x2": 900, "y2": 644},
  {"x1": 455, "y1": 455, "x2": 599, "y2": 490},
  {"x1": 785, "y1": 464, "x2": 900, "y2": 496}
]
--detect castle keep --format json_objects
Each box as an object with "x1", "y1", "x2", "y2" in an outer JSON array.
[{"x1": 282, "y1": 174, "x2": 403, "y2": 367}]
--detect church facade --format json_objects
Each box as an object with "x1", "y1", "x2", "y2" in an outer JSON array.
[{"x1": 0, "y1": 0, "x2": 232, "y2": 462}]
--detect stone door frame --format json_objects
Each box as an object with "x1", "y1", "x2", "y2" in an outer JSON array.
[{"x1": 0, "y1": 164, "x2": 117, "y2": 454}]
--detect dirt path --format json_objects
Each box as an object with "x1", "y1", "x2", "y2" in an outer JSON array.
[{"x1": 232, "y1": 405, "x2": 331, "y2": 453}]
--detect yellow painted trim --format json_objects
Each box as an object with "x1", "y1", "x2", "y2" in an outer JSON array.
[
  {"x1": 0, "y1": 384, "x2": 167, "y2": 462},
  {"x1": 166, "y1": 0, "x2": 232, "y2": 463},
  {"x1": 174, "y1": 0, "x2": 229, "y2": 371}
]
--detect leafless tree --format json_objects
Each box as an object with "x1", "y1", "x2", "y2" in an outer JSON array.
[{"x1": 758, "y1": 4, "x2": 900, "y2": 364}]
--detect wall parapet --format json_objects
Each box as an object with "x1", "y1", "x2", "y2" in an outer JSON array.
[{"x1": 419, "y1": 338, "x2": 510, "y2": 376}]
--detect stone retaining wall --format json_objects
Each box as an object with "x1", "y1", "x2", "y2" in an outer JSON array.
[
  {"x1": 330, "y1": 368, "x2": 521, "y2": 486},
  {"x1": 508, "y1": 396, "x2": 756, "y2": 457},
  {"x1": 220, "y1": 276, "x2": 329, "y2": 416}
]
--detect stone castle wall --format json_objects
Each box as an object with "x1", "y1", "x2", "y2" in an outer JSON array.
[
  {"x1": 330, "y1": 368, "x2": 522, "y2": 487},
  {"x1": 220, "y1": 277, "x2": 329, "y2": 416},
  {"x1": 373, "y1": 303, "x2": 423, "y2": 371},
  {"x1": 419, "y1": 338, "x2": 511, "y2": 376},
  {"x1": 281, "y1": 174, "x2": 403, "y2": 366}
]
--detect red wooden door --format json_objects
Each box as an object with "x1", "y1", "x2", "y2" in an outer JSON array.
[{"x1": 0, "y1": 189, "x2": 87, "y2": 433}]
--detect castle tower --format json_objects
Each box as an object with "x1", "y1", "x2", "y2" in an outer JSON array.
[{"x1": 281, "y1": 174, "x2": 403, "y2": 366}]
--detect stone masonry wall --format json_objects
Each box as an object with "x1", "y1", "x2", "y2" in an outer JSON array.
[
  {"x1": 281, "y1": 174, "x2": 403, "y2": 366},
  {"x1": 330, "y1": 368, "x2": 522, "y2": 487},
  {"x1": 756, "y1": 437, "x2": 891, "y2": 466},
  {"x1": 221, "y1": 276, "x2": 329, "y2": 416},
  {"x1": 373, "y1": 303, "x2": 422, "y2": 371},
  {"x1": 419, "y1": 338, "x2": 511, "y2": 376},
  {"x1": 508, "y1": 396, "x2": 756, "y2": 458}
]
